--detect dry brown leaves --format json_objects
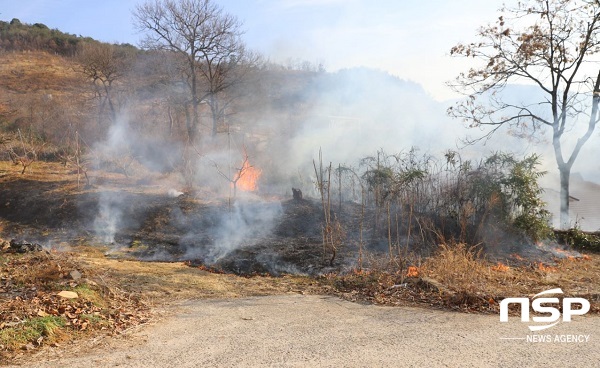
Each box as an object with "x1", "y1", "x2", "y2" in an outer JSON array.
[
  {"x1": 329, "y1": 270, "x2": 499, "y2": 314},
  {"x1": 0, "y1": 246, "x2": 150, "y2": 357}
]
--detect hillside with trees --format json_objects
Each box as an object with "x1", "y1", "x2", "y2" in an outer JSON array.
[{"x1": 0, "y1": 18, "x2": 91, "y2": 56}]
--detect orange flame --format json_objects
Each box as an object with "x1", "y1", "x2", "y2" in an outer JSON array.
[
  {"x1": 552, "y1": 247, "x2": 576, "y2": 260},
  {"x1": 352, "y1": 268, "x2": 371, "y2": 276},
  {"x1": 537, "y1": 262, "x2": 557, "y2": 273},
  {"x1": 491, "y1": 262, "x2": 509, "y2": 272},
  {"x1": 235, "y1": 160, "x2": 261, "y2": 192},
  {"x1": 406, "y1": 266, "x2": 419, "y2": 277}
]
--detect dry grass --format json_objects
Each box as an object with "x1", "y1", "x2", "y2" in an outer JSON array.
[
  {"x1": 0, "y1": 248, "x2": 145, "y2": 360},
  {"x1": 0, "y1": 51, "x2": 91, "y2": 148},
  {"x1": 331, "y1": 242, "x2": 600, "y2": 313},
  {"x1": 0, "y1": 245, "x2": 323, "y2": 362},
  {"x1": 76, "y1": 245, "x2": 323, "y2": 304},
  {"x1": 421, "y1": 242, "x2": 600, "y2": 299},
  {"x1": 421, "y1": 243, "x2": 489, "y2": 294},
  {"x1": 0, "y1": 51, "x2": 84, "y2": 96},
  {"x1": 0, "y1": 160, "x2": 84, "y2": 185}
]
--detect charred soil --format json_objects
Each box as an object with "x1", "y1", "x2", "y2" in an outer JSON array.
[{"x1": 1, "y1": 162, "x2": 600, "y2": 363}]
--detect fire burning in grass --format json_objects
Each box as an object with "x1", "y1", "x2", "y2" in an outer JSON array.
[
  {"x1": 406, "y1": 266, "x2": 419, "y2": 277},
  {"x1": 551, "y1": 246, "x2": 577, "y2": 260},
  {"x1": 491, "y1": 262, "x2": 510, "y2": 272},
  {"x1": 235, "y1": 160, "x2": 261, "y2": 192},
  {"x1": 535, "y1": 240, "x2": 583, "y2": 260},
  {"x1": 537, "y1": 262, "x2": 557, "y2": 273},
  {"x1": 511, "y1": 254, "x2": 525, "y2": 261}
]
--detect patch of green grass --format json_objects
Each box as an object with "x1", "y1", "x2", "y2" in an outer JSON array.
[
  {"x1": 79, "y1": 313, "x2": 107, "y2": 327},
  {"x1": 0, "y1": 316, "x2": 65, "y2": 350},
  {"x1": 71, "y1": 283, "x2": 106, "y2": 307},
  {"x1": 26, "y1": 316, "x2": 65, "y2": 337}
]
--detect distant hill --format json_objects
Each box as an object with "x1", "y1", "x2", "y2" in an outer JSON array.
[
  {"x1": 0, "y1": 20, "x2": 146, "y2": 144},
  {"x1": 0, "y1": 18, "x2": 138, "y2": 57},
  {"x1": 0, "y1": 18, "x2": 90, "y2": 56},
  {"x1": 0, "y1": 50, "x2": 92, "y2": 147}
]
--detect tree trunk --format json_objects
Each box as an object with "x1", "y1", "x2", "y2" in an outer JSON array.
[
  {"x1": 189, "y1": 60, "x2": 200, "y2": 143},
  {"x1": 184, "y1": 104, "x2": 195, "y2": 143},
  {"x1": 554, "y1": 70, "x2": 600, "y2": 229},
  {"x1": 210, "y1": 95, "x2": 219, "y2": 137},
  {"x1": 192, "y1": 99, "x2": 200, "y2": 141},
  {"x1": 558, "y1": 165, "x2": 571, "y2": 230},
  {"x1": 167, "y1": 104, "x2": 174, "y2": 136},
  {"x1": 104, "y1": 82, "x2": 116, "y2": 122}
]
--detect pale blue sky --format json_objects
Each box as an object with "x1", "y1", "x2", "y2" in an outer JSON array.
[{"x1": 1, "y1": 0, "x2": 505, "y2": 100}]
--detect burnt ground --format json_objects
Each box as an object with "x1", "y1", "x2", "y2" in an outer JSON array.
[
  {"x1": 0, "y1": 159, "x2": 404, "y2": 276},
  {"x1": 0, "y1": 185, "x2": 361, "y2": 276},
  {"x1": 130, "y1": 197, "x2": 374, "y2": 275},
  {"x1": 0, "y1": 162, "x2": 586, "y2": 276},
  {"x1": 0, "y1": 163, "x2": 361, "y2": 275},
  {"x1": 1, "y1": 162, "x2": 600, "y2": 363}
]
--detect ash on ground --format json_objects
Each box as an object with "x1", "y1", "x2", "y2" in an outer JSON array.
[{"x1": 0, "y1": 177, "x2": 582, "y2": 276}]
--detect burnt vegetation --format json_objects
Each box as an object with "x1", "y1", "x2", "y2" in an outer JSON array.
[
  {"x1": 0, "y1": 10, "x2": 596, "y2": 269},
  {"x1": 0, "y1": 1, "x2": 599, "y2": 357}
]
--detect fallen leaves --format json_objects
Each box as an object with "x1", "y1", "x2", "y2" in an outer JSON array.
[{"x1": 0, "y1": 249, "x2": 151, "y2": 360}]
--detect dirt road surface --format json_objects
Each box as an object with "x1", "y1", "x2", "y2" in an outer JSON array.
[{"x1": 15, "y1": 294, "x2": 599, "y2": 367}]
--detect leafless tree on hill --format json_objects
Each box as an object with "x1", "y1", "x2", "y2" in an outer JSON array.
[
  {"x1": 6, "y1": 129, "x2": 44, "y2": 174},
  {"x1": 77, "y1": 42, "x2": 134, "y2": 125},
  {"x1": 133, "y1": 0, "x2": 255, "y2": 143}
]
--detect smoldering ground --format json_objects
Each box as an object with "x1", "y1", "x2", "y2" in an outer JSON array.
[{"x1": 75, "y1": 67, "x2": 596, "y2": 274}]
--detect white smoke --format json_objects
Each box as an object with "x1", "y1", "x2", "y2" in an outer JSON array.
[
  {"x1": 93, "y1": 190, "x2": 122, "y2": 244},
  {"x1": 168, "y1": 188, "x2": 184, "y2": 197},
  {"x1": 183, "y1": 195, "x2": 283, "y2": 263}
]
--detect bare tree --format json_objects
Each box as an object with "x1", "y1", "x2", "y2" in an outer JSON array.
[
  {"x1": 313, "y1": 150, "x2": 345, "y2": 266},
  {"x1": 77, "y1": 42, "x2": 134, "y2": 124},
  {"x1": 210, "y1": 147, "x2": 257, "y2": 199},
  {"x1": 448, "y1": 0, "x2": 600, "y2": 229},
  {"x1": 202, "y1": 49, "x2": 261, "y2": 136},
  {"x1": 133, "y1": 0, "x2": 248, "y2": 141},
  {"x1": 59, "y1": 130, "x2": 91, "y2": 188},
  {"x1": 6, "y1": 129, "x2": 44, "y2": 174}
]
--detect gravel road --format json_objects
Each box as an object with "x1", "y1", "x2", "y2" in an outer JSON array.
[{"x1": 16, "y1": 294, "x2": 599, "y2": 367}]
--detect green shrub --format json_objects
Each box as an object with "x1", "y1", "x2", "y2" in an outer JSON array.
[{"x1": 555, "y1": 228, "x2": 600, "y2": 252}]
